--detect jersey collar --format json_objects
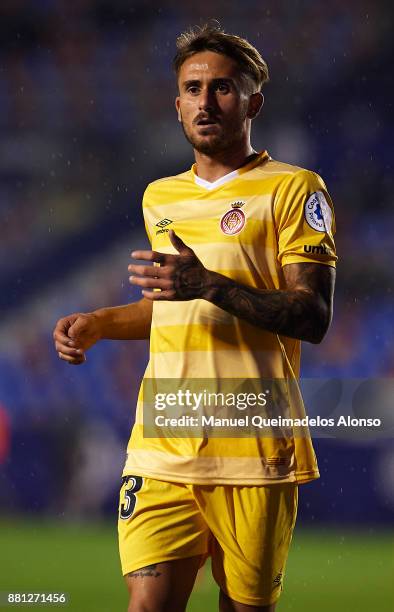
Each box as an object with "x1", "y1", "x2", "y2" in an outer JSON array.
[{"x1": 191, "y1": 150, "x2": 269, "y2": 191}]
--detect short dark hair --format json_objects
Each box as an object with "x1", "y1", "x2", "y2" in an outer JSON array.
[{"x1": 174, "y1": 23, "x2": 269, "y2": 92}]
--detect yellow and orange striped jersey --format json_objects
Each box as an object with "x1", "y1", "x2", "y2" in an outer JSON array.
[{"x1": 123, "y1": 151, "x2": 337, "y2": 485}]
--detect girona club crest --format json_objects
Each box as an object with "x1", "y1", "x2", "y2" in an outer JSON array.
[{"x1": 220, "y1": 201, "x2": 246, "y2": 236}]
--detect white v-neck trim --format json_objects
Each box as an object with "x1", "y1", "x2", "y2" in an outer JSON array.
[{"x1": 193, "y1": 168, "x2": 240, "y2": 191}]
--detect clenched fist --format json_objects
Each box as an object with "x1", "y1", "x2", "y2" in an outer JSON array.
[{"x1": 53, "y1": 312, "x2": 101, "y2": 365}]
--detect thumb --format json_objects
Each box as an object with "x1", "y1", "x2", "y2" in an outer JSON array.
[
  {"x1": 68, "y1": 317, "x2": 87, "y2": 341},
  {"x1": 169, "y1": 230, "x2": 194, "y2": 255}
]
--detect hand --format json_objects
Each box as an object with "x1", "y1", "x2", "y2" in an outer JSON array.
[
  {"x1": 128, "y1": 230, "x2": 211, "y2": 301},
  {"x1": 53, "y1": 312, "x2": 101, "y2": 365}
]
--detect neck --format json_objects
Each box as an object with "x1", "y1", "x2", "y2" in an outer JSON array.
[{"x1": 194, "y1": 142, "x2": 257, "y2": 183}]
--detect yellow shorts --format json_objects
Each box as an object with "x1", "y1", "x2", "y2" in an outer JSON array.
[{"x1": 118, "y1": 476, "x2": 298, "y2": 607}]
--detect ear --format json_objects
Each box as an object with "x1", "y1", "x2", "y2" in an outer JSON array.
[
  {"x1": 246, "y1": 92, "x2": 264, "y2": 119},
  {"x1": 175, "y1": 97, "x2": 182, "y2": 122}
]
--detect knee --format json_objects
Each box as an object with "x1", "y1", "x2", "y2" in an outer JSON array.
[
  {"x1": 127, "y1": 596, "x2": 153, "y2": 612},
  {"x1": 127, "y1": 600, "x2": 150, "y2": 612}
]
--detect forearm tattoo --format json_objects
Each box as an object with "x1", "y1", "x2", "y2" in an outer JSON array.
[{"x1": 205, "y1": 263, "x2": 335, "y2": 343}]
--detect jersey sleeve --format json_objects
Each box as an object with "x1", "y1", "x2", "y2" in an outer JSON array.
[{"x1": 273, "y1": 169, "x2": 337, "y2": 268}]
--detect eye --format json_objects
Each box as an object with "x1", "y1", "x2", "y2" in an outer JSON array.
[
  {"x1": 215, "y1": 82, "x2": 230, "y2": 93},
  {"x1": 186, "y1": 85, "x2": 200, "y2": 95}
]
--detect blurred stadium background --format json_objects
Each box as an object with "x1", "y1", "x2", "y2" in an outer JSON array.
[{"x1": 0, "y1": 1, "x2": 393, "y2": 610}]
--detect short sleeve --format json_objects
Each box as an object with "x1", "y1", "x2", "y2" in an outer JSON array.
[{"x1": 273, "y1": 169, "x2": 337, "y2": 268}]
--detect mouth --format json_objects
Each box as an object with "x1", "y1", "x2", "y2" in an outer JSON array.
[{"x1": 195, "y1": 117, "x2": 219, "y2": 127}]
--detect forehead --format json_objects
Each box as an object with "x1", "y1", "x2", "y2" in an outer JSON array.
[{"x1": 178, "y1": 51, "x2": 240, "y2": 82}]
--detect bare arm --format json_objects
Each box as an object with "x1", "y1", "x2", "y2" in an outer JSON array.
[
  {"x1": 93, "y1": 298, "x2": 153, "y2": 340},
  {"x1": 129, "y1": 231, "x2": 335, "y2": 344},
  {"x1": 53, "y1": 298, "x2": 152, "y2": 365}
]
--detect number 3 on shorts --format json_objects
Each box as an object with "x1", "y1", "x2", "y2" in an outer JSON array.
[{"x1": 119, "y1": 476, "x2": 143, "y2": 520}]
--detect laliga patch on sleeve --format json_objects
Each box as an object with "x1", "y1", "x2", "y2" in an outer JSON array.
[{"x1": 304, "y1": 191, "x2": 332, "y2": 233}]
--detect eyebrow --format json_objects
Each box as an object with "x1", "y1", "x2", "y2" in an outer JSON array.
[{"x1": 181, "y1": 77, "x2": 235, "y2": 91}]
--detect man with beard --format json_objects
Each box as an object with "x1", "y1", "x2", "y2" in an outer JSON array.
[{"x1": 53, "y1": 24, "x2": 337, "y2": 612}]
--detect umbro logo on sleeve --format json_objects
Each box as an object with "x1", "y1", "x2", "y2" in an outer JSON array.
[{"x1": 303, "y1": 244, "x2": 330, "y2": 255}]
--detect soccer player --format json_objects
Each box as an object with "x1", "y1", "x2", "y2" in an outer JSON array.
[{"x1": 53, "y1": 25, "x2": 336, "y2": 612}]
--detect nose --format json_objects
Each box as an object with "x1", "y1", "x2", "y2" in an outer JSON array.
[{"x1": 198, "y1": 86, "x2": 215, "y2": 111}]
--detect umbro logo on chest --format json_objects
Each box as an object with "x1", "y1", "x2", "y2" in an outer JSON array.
[{"x1": 155, "y1": 218, "x2": 173, "y2": 235}]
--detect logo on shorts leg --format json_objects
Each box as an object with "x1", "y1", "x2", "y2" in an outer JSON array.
[
  {"x1": 220, "y1": 201, "x2": 246, "y2": 236},
  {"x1": 273, "y1": 572, "x2": 283, "y2": 586}
]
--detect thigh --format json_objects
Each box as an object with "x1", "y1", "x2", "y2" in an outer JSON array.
[
  {"x1": 125, "y1": 556, "x2": 202, "y2": 612},
  {"x1": 118, "y1": 475, "x2": 209, "y2": 576},
  {"x1": 194, "y1": 482, "x2": 298, "y2": 608}
]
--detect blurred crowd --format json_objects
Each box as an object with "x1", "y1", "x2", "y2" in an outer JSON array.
[{"x1": 0, "y1": 1, "x2": 393, "y2": 521}]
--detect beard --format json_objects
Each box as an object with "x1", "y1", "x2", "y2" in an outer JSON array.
[{"x1": 180, "y1": 117, "x2": 245, "y2": 155}]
